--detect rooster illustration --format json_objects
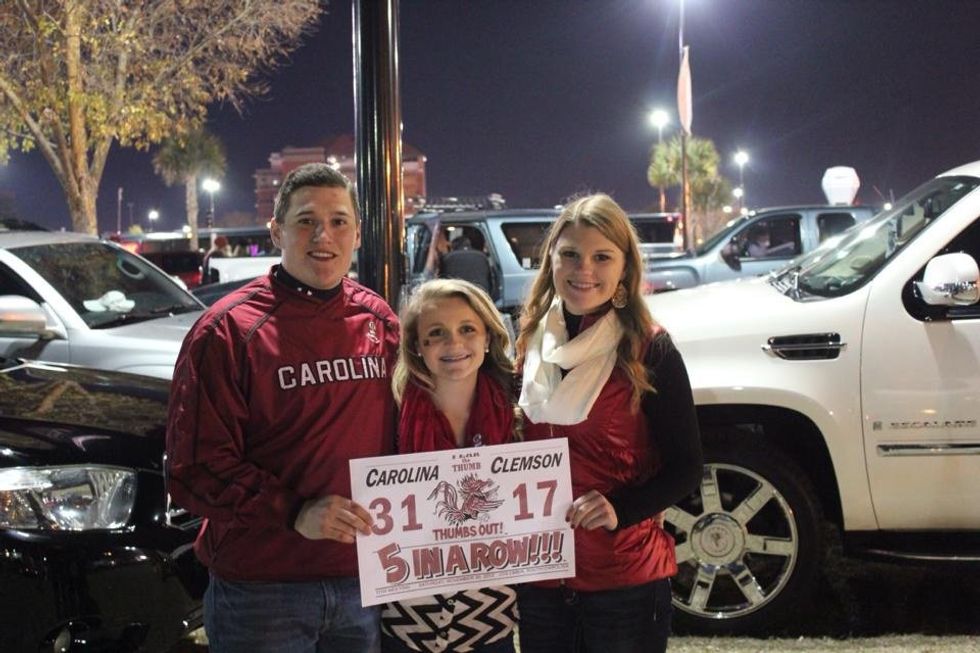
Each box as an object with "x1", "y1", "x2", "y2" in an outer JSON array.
[{"x1": 428, "y1": 474, "x2": 504, "y2": 524}]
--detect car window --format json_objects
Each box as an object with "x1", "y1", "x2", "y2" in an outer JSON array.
[
  {"x1": 10, "y1": 242, "x2": 201, "y2": 328},
  {"x1": 785, "y1": 176, "x2": 980, "y2": 298},
  {"x1": 630, "y1": 218, "x2": 676, "y2": 244},
  {"x1": 143, "y1": 251, "x2": 202, "y2": 274},
  {"x1": 200, "y1": 229, "x2": 280, "y2": 258},
  {"x1": 0, "y1": 262, "x2": 40, "y2": 300},
  {"x1": 736, "y1": 215, "x2": 802, "y2": 259},
  {"x1": 696, "y1": 215, "x2": 748, "y2": 256},
  {"x1": 500, "y1": 222, "x2": 552, "y2": 269},
  {"x1": 816, "y1": 212, "x2": 856, "y2": 242}
]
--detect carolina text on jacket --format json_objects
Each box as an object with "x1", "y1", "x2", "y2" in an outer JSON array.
[{"x1": 277, "y1": 356, "x2": 388, "y2": 390}]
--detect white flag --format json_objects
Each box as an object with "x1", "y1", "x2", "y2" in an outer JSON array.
[{"x1": 677, "y1": 45, "x2": 692, "y2": 135}]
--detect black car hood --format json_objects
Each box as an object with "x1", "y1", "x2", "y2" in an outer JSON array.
[{"x1": 0, "y1": 359, "x2": 170, "y2": 469}]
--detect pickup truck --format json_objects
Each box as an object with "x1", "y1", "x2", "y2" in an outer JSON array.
[
  {"x1": 643, "y1": 205, "x2": 878, "y2": 292},
  {"x1": 647, "y1": 162, "x2": 980, "y2": 634}
]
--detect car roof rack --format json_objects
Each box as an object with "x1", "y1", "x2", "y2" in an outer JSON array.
[{"x1": 416, "y1": 193, "x2": 506, "y2": 212}]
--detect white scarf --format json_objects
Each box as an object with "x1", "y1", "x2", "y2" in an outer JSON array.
[{"x1": 519, "y1": 298, "x2": 623, "y2": 425}]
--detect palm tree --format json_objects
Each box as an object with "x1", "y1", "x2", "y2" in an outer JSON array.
[
  {"x1": 152, "y1": 129, "x2": 227, "y2": 251},
  {"x1": 648, "y1": 135, "x2": 732, "y2": 244}
]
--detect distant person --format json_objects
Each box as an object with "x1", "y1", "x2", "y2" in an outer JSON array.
[
  {"x1": 423, "y1": 225, "x2": 451, "y2": 280},
  {"x1": 439, "y1": 234, "x2": 493, "y2": 294},
  {"x1": 383, "y1": 278, "x2": 519, "y2": 653},
  {"x1": 202, "y1": 235, "x2": 232, "y2": 283},
  {"x1": 746, "y1": 226, "x2": 771, "y2": 257},
  {"x1": 166, "y1": 163, "x2": 400, "y2": 653}
]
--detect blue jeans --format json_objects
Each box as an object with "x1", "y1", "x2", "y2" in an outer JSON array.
[
  {"x1": 205, "y1": 574, "x2": 381, "y2": 653},
  {"x1": 516, "y1": 579, "x2": 673, "y2": 653}
]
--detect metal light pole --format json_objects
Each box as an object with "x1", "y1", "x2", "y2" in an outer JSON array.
[
  {"x1": 353, "y1": 0, "x2": 403, "y2": 304},
  {"x1": 148, "y1": 209, "x2": 159, "y2": 232},
  {"x1": 202, "y1": 178, "x2": 220, "y2": 229},
  {"x1": 734, "y1": 150, "x2": 749, "y2": 212},
  {"x1": 649, "y1": 109, "x2": 669, "y2": 212}
]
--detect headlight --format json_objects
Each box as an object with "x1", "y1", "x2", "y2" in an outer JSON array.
[{"x1": 0, "y1": 465, "x2": 136, "y2": 530}]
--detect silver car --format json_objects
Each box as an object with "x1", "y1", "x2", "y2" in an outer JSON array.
[{"x1": 0, "y1": 232, "x2": 203, "y2": 379}]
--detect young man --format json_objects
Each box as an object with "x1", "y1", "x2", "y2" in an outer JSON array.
[{"x1": 166, "y1": 163, "x2": 399, "y2": 653}]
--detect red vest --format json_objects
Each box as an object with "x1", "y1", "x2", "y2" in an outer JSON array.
[{"x1": 522, "y1": 365, "x2": 677, "y2": 591}]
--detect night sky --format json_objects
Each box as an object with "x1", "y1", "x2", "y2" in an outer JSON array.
[{"x1": 5, "y1": 0, "x2": 980, "y2": 233}]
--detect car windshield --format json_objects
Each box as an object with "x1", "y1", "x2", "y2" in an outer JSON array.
[
  {"x1": 11, "y1": 241, "x2": 202, "y2": 328},
  {"x1": 696, "y1": 215, "x2": 748, "y2": 256},
  {"x1": 772, "y1": 176, "x2": 980, "y2": 299}
]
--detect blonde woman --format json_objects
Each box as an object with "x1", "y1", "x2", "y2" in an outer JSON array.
[
  {"x1": 383, "y1": 279, "x2": 519, "y2": 653},
  {"x1": 515, "y1": 193, "x2": 702, "y2": 653}
]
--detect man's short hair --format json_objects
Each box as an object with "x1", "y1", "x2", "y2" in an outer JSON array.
[{"x1": 273, "y1": 163, "x2": 359, "y2": 223}]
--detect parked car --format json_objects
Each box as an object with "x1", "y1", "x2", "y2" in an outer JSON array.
[
  {"x1": 643, "y1": 205, "x2": 879, "y2": 293},
  {"x1": 0, "y1": 232, "x2": 203, "y2": 379},
  {"x1": 406, "y1": 208, "x2": 687, "y2": 315},
  {"x1": 646, "y1": 162, "x2": 980, "y2": 634},
  {"x1": 404, "y1": 209, "x2": 560, "y2": 315},
  {"x1": 192, "y1": 274, "x2": 259, "y2": 306},
  {"x1": 0, "y1": 356, "x2": 206, "y2": 652},
  {"x1": 198, "y1": 226, "x2": 280, "y2": 283},
  {"x1": 628, "y1": 211, "x2": 684, "y2": 263},
  {"x1": 141, "y1": 250, "x2": 205, "y2": 289}
]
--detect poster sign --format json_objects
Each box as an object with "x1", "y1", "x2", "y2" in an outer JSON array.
[{"x1": 350, "y1": 438, "x2": 575, "y2": 606}]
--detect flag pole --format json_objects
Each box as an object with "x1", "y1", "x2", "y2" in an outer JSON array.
[{"x1": 677, "y1": 0, "x2": 692, "y2": 251}]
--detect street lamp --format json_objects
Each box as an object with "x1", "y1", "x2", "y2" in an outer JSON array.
[
  {"x1": 734, "y1": 150, "x2": 749, "y2": 211},
  {"x1": 148, "y1": 209, "x2": 159, "y2": 232},
  {"x1": 202, "y1": 178, "x2": 221, "y2": 228},
  {"x1": 648, "y1": 109, "x2": 670, "y2": 212}
]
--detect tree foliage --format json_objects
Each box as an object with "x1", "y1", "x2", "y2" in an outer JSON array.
[
  {"x1": 0, "y1": 1, "x2": 322, "y2": 234},
  {"x1": 648, "y1": 135, "x2": 734, "y2": 242},
  {"x1": 153, "y1": 128, "x2": 226, "y2": 250}
]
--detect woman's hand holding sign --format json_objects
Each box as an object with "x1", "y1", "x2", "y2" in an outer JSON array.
[{"x1": 566, "y1": 489, "x2": 619, "y2": 531}]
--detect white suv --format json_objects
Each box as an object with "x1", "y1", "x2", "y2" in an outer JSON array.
[
  {"x1": 647, "y1": 162, "x2": 980, "y2": 633},
  {"x1": 0, "y1": 232, "x2": 203, "y2": 379}
]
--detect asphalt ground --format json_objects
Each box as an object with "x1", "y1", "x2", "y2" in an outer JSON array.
[{"x1": 172, "y1": 526, "x2": 980, "y2": 652}]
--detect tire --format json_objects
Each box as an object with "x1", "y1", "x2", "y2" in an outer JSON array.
[{"x1": 666, "y1": 431, "x2": 824, "y2": 635}]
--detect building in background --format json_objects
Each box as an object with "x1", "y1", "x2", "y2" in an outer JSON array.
[{"x1": 254, "y1": 134, "x2": 427, "y2": 221}]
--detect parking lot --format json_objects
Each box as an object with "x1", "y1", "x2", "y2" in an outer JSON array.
[{"x1": 171, "y1": 534, "x2": 980, "y2": 653}]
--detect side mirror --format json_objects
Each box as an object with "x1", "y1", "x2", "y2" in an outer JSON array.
[
  {"x1": 0, "y1": 295, "x2": 50, "y2": 337},
  {"x1": 915, "y1": 253, "x2": 980, "y2": 306},
  {"x1": 721, "y1": 240, "x2": 742, "y2": 271}
]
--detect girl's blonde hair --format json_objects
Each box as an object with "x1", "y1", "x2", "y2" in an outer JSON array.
[
  {"x1": 516, "y1": 193, "x2": 656, "y2": 411},
  {"x1": 393, "y1": 278, "x2": 514, "y2": 405}
]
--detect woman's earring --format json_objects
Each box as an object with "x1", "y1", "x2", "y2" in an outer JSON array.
[{"x1": 612, "y1": 282, "x2": 628, "y2": 309}]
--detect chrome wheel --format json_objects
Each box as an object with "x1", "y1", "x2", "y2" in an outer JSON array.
[{"x1": 667, "y1": 462, "x2": 800, "y2": 620}]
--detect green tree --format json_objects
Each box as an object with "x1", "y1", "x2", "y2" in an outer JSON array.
[
  {"x1": 153, "y1": 129, "x2": 226, "y2": 251},
  {"x1": 648, "y1": 135, "x2": 733, "y2": 243},
  {"x1": 0, "y1": 1, "x2": 321, "y2": 234}
]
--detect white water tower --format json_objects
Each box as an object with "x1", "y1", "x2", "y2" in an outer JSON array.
[{"x1": 822, "y1": 167, "x2": 860, "y2": 205}]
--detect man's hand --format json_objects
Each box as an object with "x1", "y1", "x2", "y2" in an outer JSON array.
[
  {"x1": 294, "y1": 495, "x2": 373, "y2": 543},
  {"x1": 566, "y1": 490, "x2": 618, "y2": 531}
]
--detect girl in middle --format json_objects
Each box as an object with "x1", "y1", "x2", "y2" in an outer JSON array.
[{"x1": 381, "y1": 278, "x2": 519, "y2": 653}]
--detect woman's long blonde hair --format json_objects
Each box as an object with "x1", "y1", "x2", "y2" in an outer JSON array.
[
  {"x1": 516, "y1": 193, "x2": 656, "y2": 411},
  {"x1": 393, "y1": 279, "x2": 514, "y2": 405}
]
